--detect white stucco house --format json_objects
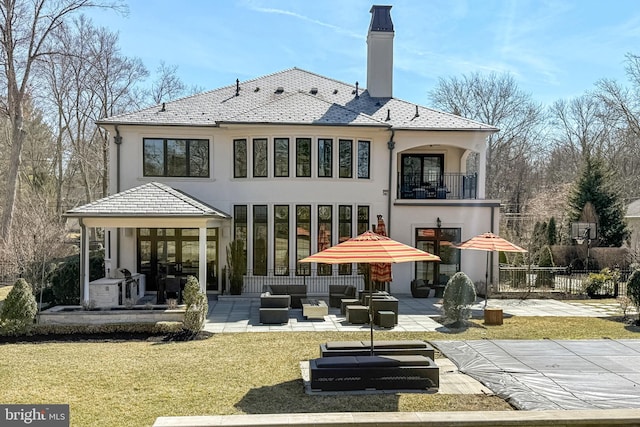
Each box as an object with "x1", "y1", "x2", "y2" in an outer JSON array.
[{"x1": 65, "y1": 5, "x2": 500, "y2": 303}]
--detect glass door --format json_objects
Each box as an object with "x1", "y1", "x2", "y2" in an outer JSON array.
[
  {"x1": 137, "y1": 228, "x2": 219, "y2": 293},
  {"x1": 415, "y1": 227, "x2": 461, "y2": 286}
]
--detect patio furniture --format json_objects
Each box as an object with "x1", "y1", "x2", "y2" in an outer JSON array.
[
  {"x1": 340, "y1": 298, "x2": 361, "y2": 315},
  {"x1": 346, "y1": 305, "x2": 369, "y2": 324},
  {"x1": 411, "y1": 279, "x2": 431, "y2": 298},
  {"x1": 319, "y1": 340, "x2": 435, "y2": 359},
  {"x1": 268, "y1": 285, "x2": 307, "y2": 308},
  {"x1": 301, "y1": 298, "x2": 328, "y2": 319},
  {"x1": 165, "y1": 277, "x2": 182, "y2": 304},
  {"x1": 259, "y1": 292, "x2": 290, "y2": 324},
  {"x1": 309, "y1": 355, "x2": 439, "y2": 391},
  {"x1": 329, "y1": 284, "x2": 356, "y2": 308},
  {"x1": 377, "y1": 310, "x2": 395, "y2": 328},
  {"x1": 370, "y1": 296, "x2": 399, "y2": 325}
]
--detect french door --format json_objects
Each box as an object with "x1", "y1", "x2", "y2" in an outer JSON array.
[
  {"x1": 415, "y1": 227, "x2": 460, "y2": 286},
  {"x1": 137, "y1": 228, "x2": 219, "y2": 292}
]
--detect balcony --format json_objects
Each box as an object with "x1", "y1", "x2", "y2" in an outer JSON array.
[{"x1": 397, "y1": 172, "x2": 478, "y2": 200}]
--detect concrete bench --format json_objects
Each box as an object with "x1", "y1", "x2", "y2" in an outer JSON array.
[
  {"x1": 320, "y1": 340, "x2": 435, "y2": 359},
  {"x1": 309, "y1": 355, "x2": 439, "y2": 391}
]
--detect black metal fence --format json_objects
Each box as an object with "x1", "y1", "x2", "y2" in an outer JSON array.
[
  {"x1": 497, "y1": 267, "x2": 632, "y2": 297},
  {"x1": 397, "y1": 172, "x2": 478, "y2": 200}
]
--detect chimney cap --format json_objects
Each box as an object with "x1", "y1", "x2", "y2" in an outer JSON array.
[{"x1": 369, "y1": 5, "x2": 393, "y2": 32}]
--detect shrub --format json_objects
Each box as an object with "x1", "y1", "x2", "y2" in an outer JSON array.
[
  {"x1": 182, "y1": 276, "x2": 208, "y2": 335},
  {"x1": 584, "y1": 268, "x2": 617, "y2": 298},
  {"x1": 626, "y1": 269, "x2": 640, "y2": 323},
  {"x1": 49, "y1": 252, "x2": 104, "y2": 305},
  {"x1": 0, "y1": 278, "x2": 38, "y2": 335},
  {"x1": 442, "y1": 272, "x2": 476, "y2": 327}
]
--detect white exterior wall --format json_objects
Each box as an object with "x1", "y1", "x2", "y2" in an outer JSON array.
[{"x1": 103, "y1": 123, "x2": 497, "y2": 294}]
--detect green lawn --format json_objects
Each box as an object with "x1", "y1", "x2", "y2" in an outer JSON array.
[{"x1": 1, "y1": 316, "x2": 639, "y2": 427}]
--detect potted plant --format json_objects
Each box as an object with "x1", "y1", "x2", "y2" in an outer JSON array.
[{"x1": 226, "y1": 239, "x2": 246, "y2": 295}]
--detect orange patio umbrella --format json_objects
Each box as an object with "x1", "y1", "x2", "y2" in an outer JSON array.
[
  {"x1": 455, "y1": 232, "x2": 527, "y2": 307},
  {"x1": 300, "y1": 230, "x2": 440, "y2": 353}
]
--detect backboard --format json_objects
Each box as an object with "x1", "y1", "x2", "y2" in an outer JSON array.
[{"x1": 571, "y1": 222, "x2": 597, "y2": 241}]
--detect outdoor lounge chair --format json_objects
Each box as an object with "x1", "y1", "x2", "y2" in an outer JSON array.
[{"x1": 309, "y1": 355, "x2": 439, "y2": 391}]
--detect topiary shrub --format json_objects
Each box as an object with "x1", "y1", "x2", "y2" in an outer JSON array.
[
  {"x1": 442, "y1": 272, "x2": 476, "y2": 327},
  {"x1": 626, "y1": 269, "x2": 640, "y2": 324},
  {"x1": 0, "y1": 278, "x2": 38, "y2": 335},
  {"x1": 182, "y1": 276, "x2": 208, "y2": 335}
]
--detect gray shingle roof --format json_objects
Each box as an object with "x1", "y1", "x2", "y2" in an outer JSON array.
[
  {"x1": 98, "y1": 68, "x2": 497, "y2": 131},
  {"x1": 64, "y1": 182, "x2": 230, "y2": 218}
]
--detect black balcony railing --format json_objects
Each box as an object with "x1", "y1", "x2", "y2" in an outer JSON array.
[{"x1": 398, "y1": 172, "x2": 478, "y2": 200}]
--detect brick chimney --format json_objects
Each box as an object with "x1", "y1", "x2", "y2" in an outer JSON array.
[{"x1": 367, "y1": 5, "x2": 394, "y2": 98}]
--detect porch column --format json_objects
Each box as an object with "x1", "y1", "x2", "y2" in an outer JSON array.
[
  {"x1": 80, "y1": 220, "x2": 90, "y2": 303},
  {"x1": 199, "y1": 227, "x2": 207, "y2": 293},
  {"x1": 477, "y1": 147, "x2": 487, "y2": 199}
]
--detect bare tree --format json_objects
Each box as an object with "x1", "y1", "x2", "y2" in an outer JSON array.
[
  {"x1": 429, "y1": 72, "x2": 546, "y2": 237},
  {"x1": 39, "y1": 15, "x2": 146, "y2": 204},
  {"x1": 0, "y1": 0, "x2": 125, "y2": 242}
]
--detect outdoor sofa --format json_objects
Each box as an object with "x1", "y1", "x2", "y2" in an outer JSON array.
[
  {"x1": 268, "y1": 285, "x2": 306, "y2": 308},
  {"x1": 328, "y1": 284, "x2": 356, "y2": 308},
  {"x1": 309, "y1": 354, "x2": 439, "y2": 391},
  {"x1": 320, "y1": 340, "x2": 435, "y2": 359}
]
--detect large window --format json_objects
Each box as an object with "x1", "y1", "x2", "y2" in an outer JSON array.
[
  {"x1": 274, "y1": 138, "x2": 289, "y2": 177},
  {"x1": 253, "y1": 138, "x2": 268, "y2": 177},
  {"x1": 296, "y1": 138, "x2": 311, "y2": 177},
  {"x1": 318, "y1": 138, "x2": 333, "y2": 178},
  {"x1": 357, "y1": 140, "x2": 370, "y2": 179},
  {"x1": 317, "y1": 205, "x2": 332, "y2": 275},
  {"x1": 338, "y1": 205, "x2": 352, "y2": 275},
  {"x1": 401, "y1": 154, "x2": 444, "y2": 197},
  {"x1": 143, "y1": 138, "x2": 209, "y2": 177},
  {"x1": 274, "y1": 205, "x2": 289, "y2": 275},
  {"x1": 233, "y1": 139, "x2": 247, "y2": 178},
  {"x1": 357, "y1": 206, "x2": 370, "y2": 275},
  {"x1": 296, "y1": 205, "x2": 311, "y2": 276},
  {"x1": 233, "y1": 205, "x2": 248, "y2": 276},
  {"x1": 339, "y1": 139, "x2": 353, "y2": 178},
  {"x1": 253, "y1": 205, "x2": 268, "y2": 275}
]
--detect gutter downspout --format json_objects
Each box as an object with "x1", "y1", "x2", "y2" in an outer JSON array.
[
  {"x1": 114, "y1": 126, "x2": 123, "y2": 268},
  {"x1": 387, "y1": 129, "x2": 395, "y2": 235}
]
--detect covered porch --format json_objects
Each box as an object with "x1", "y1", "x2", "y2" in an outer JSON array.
[{"x1": 64, "y1": 182, "x2": 231, "y2": 304}]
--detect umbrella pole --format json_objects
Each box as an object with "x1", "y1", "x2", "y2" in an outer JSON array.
[
  {"x1": 368, "y1": 263, "x2": 374, "y2": 356},
  {"x1": 484, "y1": 252, "x2": 489, "y2": 308}
]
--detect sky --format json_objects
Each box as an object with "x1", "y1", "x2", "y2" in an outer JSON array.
[{"x1": 85, "y1": 0, "x2": 640, "y2": 107}]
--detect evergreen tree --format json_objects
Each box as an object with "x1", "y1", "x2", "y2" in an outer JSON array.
[
  {"x1": 547, "y1": 217, "x2": 557, "y2": 245},
  {"x1": 567, "y1": 156, "x2": 628, "y2": 247}
]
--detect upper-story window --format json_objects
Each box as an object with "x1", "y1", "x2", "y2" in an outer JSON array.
[
  {"x1": 357, "y1": 140, "x2": 370, "y2": 179},
  {"x1": 318, "y1": 138, "x2": 333, "y2": 178},
  {"x1": 234, "y1": 139, "x2": 247, "y2": 178},
  {"x1": 253, "y1": 138, "x2": 268, "y2": 177},
  {"x1": 296, "y1": 138, "x2": 311, "y2": 177},
  {"x1": 274, "y1": 138, "x2": 289, "y2": 177},
  {"x1": 143, "y1": 138, "x2": 209, "y2": 177},
  {"x1": 339, "y1": 139, "x2": 353, "y2": 178}
]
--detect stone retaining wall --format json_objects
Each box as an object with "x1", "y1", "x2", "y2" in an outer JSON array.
[{"x1": 39, "y1": 306, "x2": 185, "y2": 325}]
